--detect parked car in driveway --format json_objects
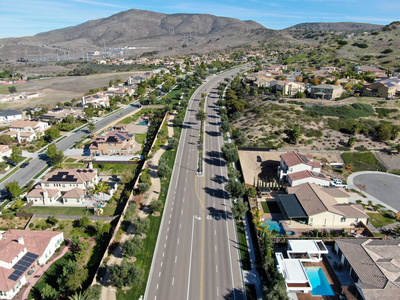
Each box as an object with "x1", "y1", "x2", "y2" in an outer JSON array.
[{"x1": 330, "y1": 178, "x2": 348, "y2": 188}]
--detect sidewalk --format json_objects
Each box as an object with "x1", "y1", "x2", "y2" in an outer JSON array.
[
  {"x1": 242, "y1": 214, "x2": 263, "y2": 300},
  {"x1": 16, "y1": 239, "x2": 71, "y2": 300}
]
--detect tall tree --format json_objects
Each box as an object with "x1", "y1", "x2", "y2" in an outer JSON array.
[
  {"x1": 195, "y1": 109, "x2": 207, "y2": 123},
  {"x1": 5, "y1": 180, "x2": 22, "y2": 199}
]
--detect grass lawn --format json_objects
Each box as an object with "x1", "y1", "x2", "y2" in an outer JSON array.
[
  {"x1": 260, "y1": 201, "x2": 280, "y2": 214},
  {"x1": 367, "y1": 212, "x2": 395, "y2": 228},
  {"x1": 342, "y1": 152, "x2": 387, "y2": 172},
  {"x1": 118, "y1": 108, "x2": 154, "y2": 124},
  {"x1": 135, "y1": 133, "x2": 147, "y2": 145},
  {"x1": 65, "y1": 158, "x2": 77, "y2": 163},
  {"x1": 236, "y1": 219, "x2": 252, "y2": 270},
  {"x1": 27, "y1": 206, "x2": 95, "y2": 216}
]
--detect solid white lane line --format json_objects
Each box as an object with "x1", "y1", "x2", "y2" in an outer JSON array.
[
  {"x1": 175, "y1": 256, "x2": 178, "y2": 263},
  {"x1": 187, "y1": 216, "x2": 195, "y2": 300},
  {"x1": 177, "y1": 238, "x2": 180, "y2": 245},
  {"x1": 217, "y1": 287, "x2": 219, "y2": 296},
  {"x1": 172, "y1": 277, "x2": 174, "y2": 286},
  {"x1": 156, "y1": 284, "x2": 159, "y2": 290}
]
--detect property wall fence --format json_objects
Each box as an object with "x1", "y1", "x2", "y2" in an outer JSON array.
[{"x1": 16, "y1": 212, "x2": 118, "y2": 222}]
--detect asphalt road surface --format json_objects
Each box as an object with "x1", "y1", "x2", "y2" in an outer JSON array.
[
  {"x1": 0, "y1": 103, "x2": 141, "y2": 191},
  {"x1": 145, "y1": 68, "x2": 249, "y2": 300},
  {"x1": 353, "y1": 172, "x2": 400, "y2": 211}
]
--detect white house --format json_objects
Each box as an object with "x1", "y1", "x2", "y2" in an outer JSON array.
[
  {"x1": 0, "y1": 145, "x2": 12, "y2": 162},
  {"x1": 287, "y1": 170, "x2": 331, "y2": 187},
  {"x1": 26, "y1": 168, "x2": 98, "y2": 206},
  {"x1": 0, "y1": 110, "x2": 22, "y2": 123},
  {"x1": 6, "y1": 120, "x2": 50, "y2": 143},
  {"x1": 278, "y1": 151, "x2": 322, "y2": 180},
  {"x1": 81, "y1": 93, "x2": 110, "y2": 108},
  {"x1": 0, "y1": 230, "x2": 64, "y2": 300},
  {"x1": 275, "y1": 240, "x2": 329, "y2": 294}
]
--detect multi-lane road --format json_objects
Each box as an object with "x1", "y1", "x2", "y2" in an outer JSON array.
[
  {"x1": 0, "y1": 104, "x2": 141, "y2": 190},
  {"x1": 145, "y1": 68, "x2": 248, "y2": 300}
]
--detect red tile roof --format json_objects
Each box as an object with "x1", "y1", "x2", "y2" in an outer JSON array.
[{"x1": 281, "y1": 151, "x2": 321, "y2": 168}]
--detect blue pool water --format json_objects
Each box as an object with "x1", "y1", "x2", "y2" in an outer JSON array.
[
  {"x1": 137, "y1": 120, "x2": 148, "y2": 126},
  {"x1": 305, "y1": 267, "x2": 335, "y2": 296},
  {"x1": 263, "y1": 219, "x2": 285, "y2": 235}
]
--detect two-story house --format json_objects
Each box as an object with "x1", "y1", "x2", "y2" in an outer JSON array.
[
  {"x1": 0, "y1": 110, "x2": 22, "y2": 123},
  {"x1": 310, "y1": 84, "x2": 344, "y2": 100},
  {"x1": 89, "y1": 131, "x2": 135, "y2": 156},
  {"x1": 0, "y1": 230, "x2": 64, "y2": 300},
  {"x1": 278, "y1": 151, "x2": 322, "y2": 180},
  {"x1": 81, "y1": 93, "x2": 109, "y2": 108},
  {"x1": 6, "y1": 120, "x2": 50, "y2": 143},
  {"x1": 26, "y1": 168, "x2": 98, "y2": 205},
  {"x1": 269, "y1": 80, "x2": 305, "y2": 96}
]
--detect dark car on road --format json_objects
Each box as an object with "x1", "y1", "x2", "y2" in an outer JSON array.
[{"x1": 20, "y1": 162, "x2": 30, "y2": 168}]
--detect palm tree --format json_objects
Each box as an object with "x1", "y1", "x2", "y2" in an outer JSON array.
[
  {"x1": 93, "y1": 181, "x2": 111, "y2": 203},
  {"x1": 195, "y1": 109, "x2": 207, "y2": 123}
]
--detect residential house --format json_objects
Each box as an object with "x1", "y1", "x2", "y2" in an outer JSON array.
[
  {"x1": 6, "y1": 120, "x2": 50, "y2": 143},
  {"x1": 310, "y1": 84, "x2": 344, "y2": 100},
  {"x1": 287, "y1": 170, "x2": 331, "y2": 187},
  {"x1": 89, "y1": 131, "x2": 135, "y2": 156},
  {"x1": 278, "y1": 151, "x2": 322, "y2": 180},
  {"x1": 275, "y1": 240, "x2": 329, "y2": 294},
  {"x1": 81, "y1": 92, "x2": 109, "y2": 108},
  {"x1": 277, "y1": 183, "x2": 368, "y2": 227},
  {"x1": 0, "y1": 230, "x2": 64, "y2": 300},
  {"x1": 356, "y1": 66, "x2": 387, "y2": 77},
  {"x1": 41, "y1": 168, "x2": 98, "y2": 192},
  {"x1": 26, "y1": 168, "x2": 98, "y2": 206},
  {"x1": 39, "y1": 107, "x2": 84, "y2": 123},
  {"x1": 269, "y1": 80, "x2": 305, "y2": 96},
  {"x1": 0, "y1": 145, "x2": 12, "y2": 162},
  {"x1": 362, "y1": 78, "x2": 400, "y2": 98},
  {"x1": 334, "y1": 239, "x2": 400, "y2": 299},
  {"x1": 0, "y1": 110, "x2": 22, "y2": 123}
]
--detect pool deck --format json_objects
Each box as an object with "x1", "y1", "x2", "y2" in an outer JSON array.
[{"x1": 297, "y1": 256, "x2": 342, "y2": 300}]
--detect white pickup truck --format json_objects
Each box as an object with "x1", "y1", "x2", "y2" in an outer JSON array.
[{"x1": 330, "y1": 178, "x2": 348, "y2": 188}]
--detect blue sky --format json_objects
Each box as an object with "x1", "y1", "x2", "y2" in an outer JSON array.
[{"x1": 1, "y1": 0, "x2": 399, "y2": 38}]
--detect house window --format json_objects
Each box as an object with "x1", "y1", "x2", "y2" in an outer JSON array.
[
  {"x1": 340, "y1": 217, "x2": 346, "y2": 222},
  {"x1": 309, "y1": 218, "x2": 313, "y2": 223}
]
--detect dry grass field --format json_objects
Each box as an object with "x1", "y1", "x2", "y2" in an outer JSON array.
[{"x1": 0, "y1": 71, "x2": 142, "y2": 110}]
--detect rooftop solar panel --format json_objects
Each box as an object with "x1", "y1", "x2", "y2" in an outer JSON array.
[{"x1": 8, "y1": 252, "x2": 39, "y2": 281}]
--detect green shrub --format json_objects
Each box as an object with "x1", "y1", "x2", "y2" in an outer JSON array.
[{"x1": 306, "y1": 103, "x2": 374, "y2": 118}]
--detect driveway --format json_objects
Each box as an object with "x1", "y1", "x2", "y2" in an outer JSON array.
[{"x1": 348, "y1": 171, "x2": 400, "y2": 212}]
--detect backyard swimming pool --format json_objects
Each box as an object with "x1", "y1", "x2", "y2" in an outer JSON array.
[
  {"x1": 137, "y1": 120, "x2": 148, "y2": 126},
  {"x1": 305, "y1": 267, "x2": 334, "y2": 296},
  {"x1": 263, "y1": 219, "x2": 286, "y2": 235}
]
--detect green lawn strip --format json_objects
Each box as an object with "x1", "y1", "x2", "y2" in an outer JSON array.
[
  {"x1": 101, "y1": 202, "x2": 117, "y2": 216},
  {"x1": 63, "y1": 163, "x2": 87, "y2": 169},
  {"x1": 135, "y1": 133, "x2": 147, "y2": 145},
  {"x1": 151, "y1": 120, "x2": 169, "y2": 153},
  {"x1": 28, "y1": 252, "x2": 74, "y2": 300},
  {"x1": 342, "y1": 152, "x2": 387, "y2": 172},
  {"x1": 0, "y1": 85, "x2": 22, "y2": 93},
  {"x1": 0, "y1": 167, "x2": 20, "y2": 184},
  {"x1": 33, "y1": 165, "x2": 51, "y2": 179},
  {"x1": 389, "y1": 170, "x2": 400, "y2": 176},
  {"x1": 27, "y1": 206, "x2": 94, "y2": 216},
  {"x1": 245, "y1": 285, "x2": 257, "y2": 300},
  {"x1": 65, "y1": 158, "x2": 77, "y2": 163},
  {"x1": 236, "y1": 219, "x2": 252, "y2": 270},
  {"x1": 261, "y1": 202, "x2": 270, "y2": 213},
  {"x1": 0, "y1": 200, "x2": 10, "y2": 211},
  {"x1": 367, "y1": 212, "x2": 396, "y2": 228}
]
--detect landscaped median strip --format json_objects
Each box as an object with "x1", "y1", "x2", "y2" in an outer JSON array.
[{"x1": 0, "y1": 157, "x2": 33, "y2": 184}]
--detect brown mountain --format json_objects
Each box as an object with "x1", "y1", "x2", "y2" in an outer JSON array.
[
  {"x1": 0, "y1": 9, "x2": 280, "y2": 60},
  {"x1": 285, "y1": 22, "x2": 383, "y2": 32}
]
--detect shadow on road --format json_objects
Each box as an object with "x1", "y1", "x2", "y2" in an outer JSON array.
[
  {"x1": 205, "y1": 130, "x2": 221, "y2": 137},
  {"x1": 211, "y1": 174, "x2": 228, "y2": 184},
  {"x1": 204, "y1": 187, "x2": 229, "y2": 199},
  {"x1": 207, "y1": 206, "x2": 232, "y2": 220},
  {"x1": 223, "y1": 288, "x2": 245, "y2": 300}
]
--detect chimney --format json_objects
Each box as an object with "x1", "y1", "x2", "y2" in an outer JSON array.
[
  {"x1": 88, "y1": 161, "x2": 93, "y2": 169},
  {"x1": 43, "y1": 189, "x2": 48, "y2": 200},
  {"x1": 0, "y1": 233, "x2": 2, "y2": 240},
  {"x1": 18, "y1": 236, "x2": 24, "y2": 245}
]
